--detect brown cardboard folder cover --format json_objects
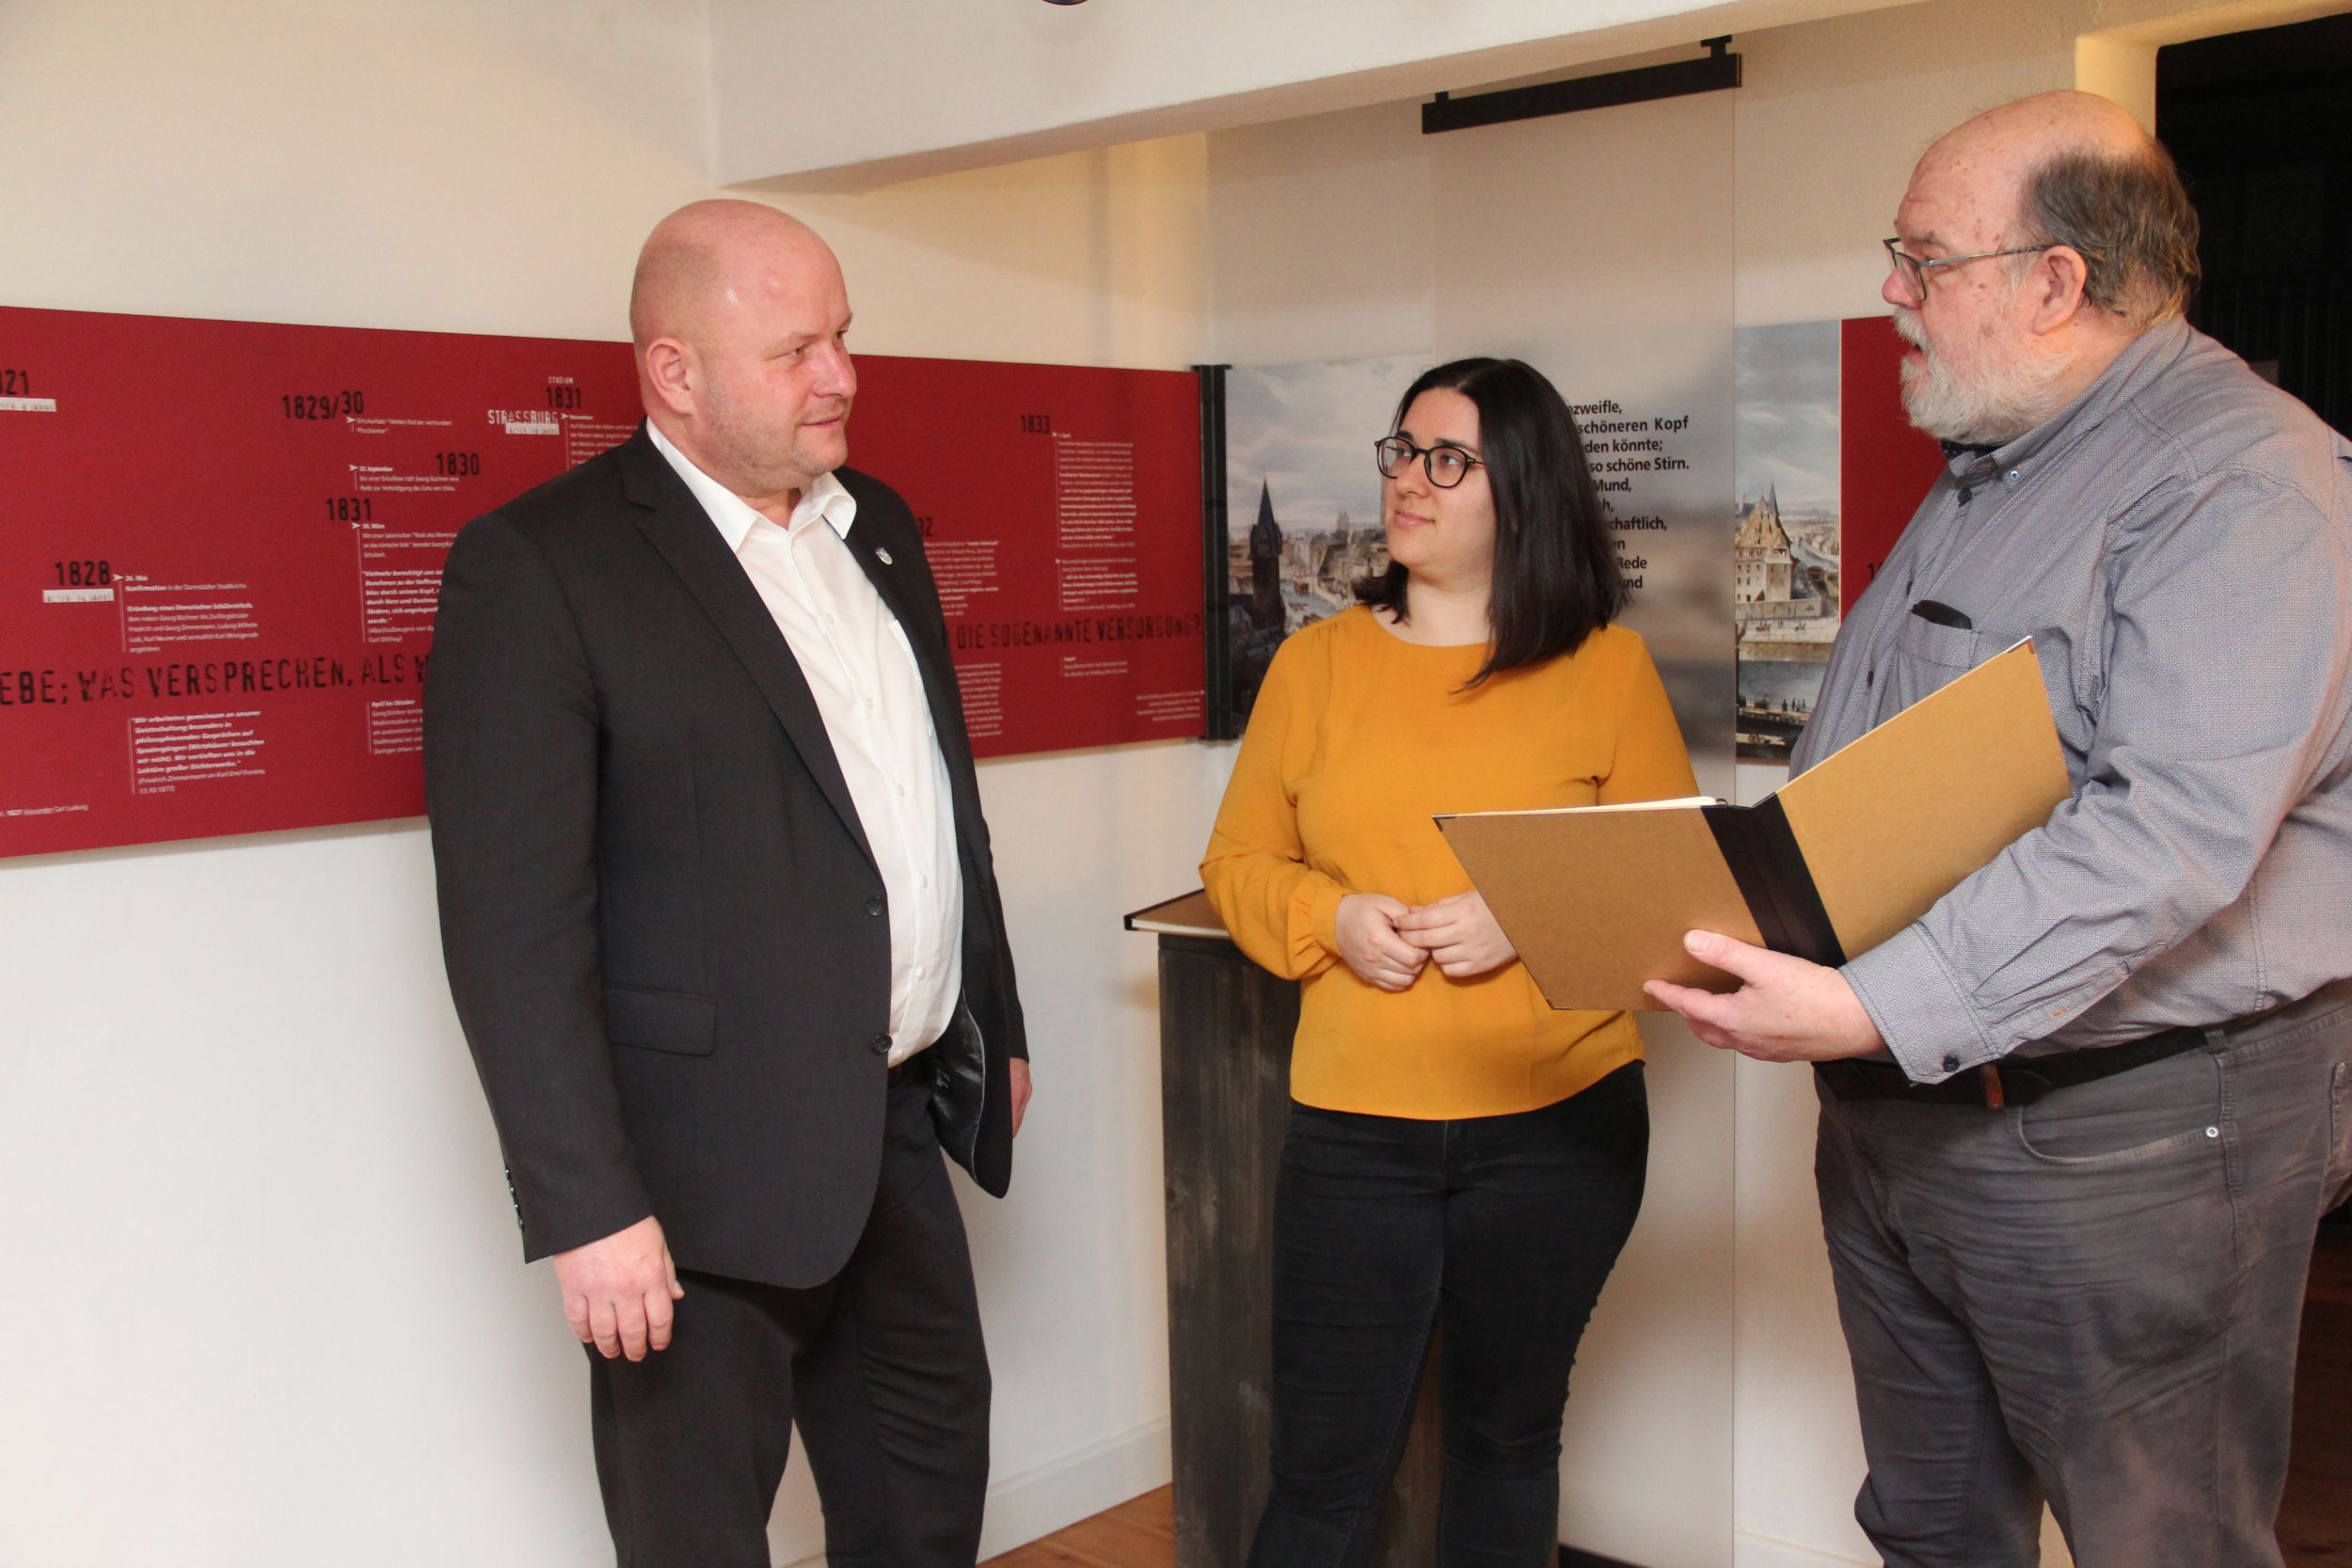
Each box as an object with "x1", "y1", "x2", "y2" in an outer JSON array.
[{"x1": 1436, "y1": 640, "x2": 2071, "y2": 1012}]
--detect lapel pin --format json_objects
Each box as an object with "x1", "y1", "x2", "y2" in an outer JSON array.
[{"x1": 873, "y1": 546, "x2": 894, "y2": 566}]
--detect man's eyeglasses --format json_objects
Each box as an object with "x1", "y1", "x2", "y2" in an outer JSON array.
[
  {"x1": 1374, "y1": 436, "x2": 1484, "y2": 489},
  {"x1": 1882, "y1": 238, "x2": 2057, "y2": 306}
]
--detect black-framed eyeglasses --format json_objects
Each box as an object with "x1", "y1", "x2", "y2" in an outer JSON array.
[
  {"x1": 1374, "y1": 436, "x2": 1484, "y2": 489},
  {"x1": 1881, "y1": 238, "x2": 2057, "y2": 305}
]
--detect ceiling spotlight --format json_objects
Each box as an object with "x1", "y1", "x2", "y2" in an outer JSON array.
[{"x1": 1041, "y1": 1, "x2": 1088, "y2": 6}]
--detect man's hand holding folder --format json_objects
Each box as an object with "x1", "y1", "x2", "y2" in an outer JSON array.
[
  {"x1": 1435, "y1": 640, "x2": 2071, "y2": 1050},
  {"x1": 1643, "y1": 930, "x2": 1885, "y2": 1062}
]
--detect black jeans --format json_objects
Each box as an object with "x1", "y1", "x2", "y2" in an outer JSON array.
[{"x1": 1248, "y1": 1064, "x2": 1649, "y2": 1568}]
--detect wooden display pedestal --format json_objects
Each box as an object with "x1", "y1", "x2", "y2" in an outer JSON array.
[{"x1": 1130, "y1": 892, "x2": 1441, "y2": 1568}]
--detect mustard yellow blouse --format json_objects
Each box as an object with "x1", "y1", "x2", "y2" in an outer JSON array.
[{"x1": 1201, "y1": 607, "x2": 1699, "y2": 1118}]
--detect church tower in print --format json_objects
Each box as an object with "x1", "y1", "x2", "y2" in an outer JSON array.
[{"x1": 1249, "y1": 480, "x2": 1284, "y2": 632}]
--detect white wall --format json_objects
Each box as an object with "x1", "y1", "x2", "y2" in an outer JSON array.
[
  {"x1": 7, "y1": 3, "x2": 2338, "y2": 1566},
  {"x1": 0, "y1": 3, "x2": 1212, "y2": 1564}
]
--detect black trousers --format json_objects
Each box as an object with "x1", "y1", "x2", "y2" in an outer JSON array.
[
  {"x1": 1248, "y1": 1064, "x2": 1650, "y2": 1568},
  {"x1": 587, "y1": 1065, "x2": 991, "y2": 1568}
]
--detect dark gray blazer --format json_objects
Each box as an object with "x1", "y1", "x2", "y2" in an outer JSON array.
[{"x1": 424, "y1": 424, "x2": 1025, "y2": 1290}]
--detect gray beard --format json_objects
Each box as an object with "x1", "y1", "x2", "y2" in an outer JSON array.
[{"x1": 1894, "y1": 309, "x2": 2069, "y2": 447}]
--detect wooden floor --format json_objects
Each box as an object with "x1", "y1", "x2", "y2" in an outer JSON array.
[
  {"x1": 981, "y1": 1486, "x2": 1173, "y2": 1567},
  {"x1": 993, "y1": 1225, "x2": 2352, "y2": 1568}
]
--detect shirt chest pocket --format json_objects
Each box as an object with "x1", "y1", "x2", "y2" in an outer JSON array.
[{"x1": 1887, "y1": 611, "x2": 1983, "y2": 710}]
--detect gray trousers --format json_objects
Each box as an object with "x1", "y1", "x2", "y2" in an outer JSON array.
[{"x1": 1815, "y1": 989, "x2": 2352, "y2": 1568}]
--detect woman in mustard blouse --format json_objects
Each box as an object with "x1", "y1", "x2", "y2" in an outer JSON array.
[{"x1": 1201, "y1": 356, "x2": 1697, "y2": 1566}]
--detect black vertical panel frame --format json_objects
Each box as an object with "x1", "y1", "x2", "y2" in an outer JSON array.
[{"x1": 1197, "y1": 363, "x2": 1234, "y2": 739}]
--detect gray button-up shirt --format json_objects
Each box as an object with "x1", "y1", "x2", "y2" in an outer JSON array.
[{"x1": 1789, "y1": 318, "x2": 2352, "y2": 1083}]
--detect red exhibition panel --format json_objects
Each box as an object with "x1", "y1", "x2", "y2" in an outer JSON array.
[
  {"x1": 846, "y1": 356, "x2": 1204, "y2": 763},
  {"x1": 0, "y1": 307, "x2": 1203, "y2": 859},
  {"x1": 1838, "y1": 315, "x2": 1947, "y2": 615},
  {"x1": 0, "y1": 307, "x2": 642, "y2": 859}
]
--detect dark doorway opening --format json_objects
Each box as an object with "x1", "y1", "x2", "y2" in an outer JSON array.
[{"x1": 2159, "y1": 11, "x2": 2352, "y2": 436}]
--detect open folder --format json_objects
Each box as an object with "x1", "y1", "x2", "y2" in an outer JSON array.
[{"x1": 1435, "y1": 639, "x2": 2071, "y2": 1012}]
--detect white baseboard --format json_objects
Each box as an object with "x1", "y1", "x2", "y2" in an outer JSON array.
[
  {"x1": 1732, "y1": 1529, "x2": 1875, "y2": 1568},
  {"x1": 976, "y1": 1415, "x2": 1174, "y2": 1557},
  {"x1": 777, "y1": 1415, "x2": 1173, "y2": 1567}
]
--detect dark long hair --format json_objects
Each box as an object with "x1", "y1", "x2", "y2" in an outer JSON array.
[{"x1": 1357, "y1": 356, "x2": 1625, "y2": 687}]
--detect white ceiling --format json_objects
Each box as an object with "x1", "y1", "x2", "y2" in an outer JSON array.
[{"x1": 707, "y1": 0, "x2": 1926, "y2": 188}]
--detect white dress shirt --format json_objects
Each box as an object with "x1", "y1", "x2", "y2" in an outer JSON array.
[{"x1": 647, "y1": 420, "x2": 963, "y2": 1064}]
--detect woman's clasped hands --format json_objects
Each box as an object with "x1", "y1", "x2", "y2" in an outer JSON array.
[{"x1": 1335, "y1": 889, "x2": 1517, "y2": 990}]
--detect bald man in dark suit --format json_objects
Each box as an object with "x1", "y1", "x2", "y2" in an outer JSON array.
[{"x1": 427, "y1": 199, "x2": 1031, "y2": 1568}]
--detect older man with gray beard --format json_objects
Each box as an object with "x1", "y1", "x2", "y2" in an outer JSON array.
[{"x1": 1649, "y1": 90, "x2": 2352, "y2": 1568}]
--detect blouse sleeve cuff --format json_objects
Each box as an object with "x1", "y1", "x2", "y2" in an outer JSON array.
[{"x1": 1300, "y1": 879, "x2": 1347, "y2": 963}]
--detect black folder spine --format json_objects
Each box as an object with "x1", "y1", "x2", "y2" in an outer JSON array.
[{"x1": 1700, "y1": 800, "x2": 1847, "y2": 967}]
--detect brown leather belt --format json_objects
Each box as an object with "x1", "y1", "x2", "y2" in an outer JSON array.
[{"x1": 1816, "y1": 1024, "x2": 2207, "y2": 1109}]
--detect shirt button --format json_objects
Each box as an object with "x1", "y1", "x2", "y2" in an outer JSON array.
[
  {"x1": 870, "y1": 1033, "x2": 892, "y2": 1055},
  {"x1": 1942, "y1": 1053, "x2": 1961, "y2": 1072},
  {"x1": 865, "y1": 895, "x2": 884, "y2": 916}
]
